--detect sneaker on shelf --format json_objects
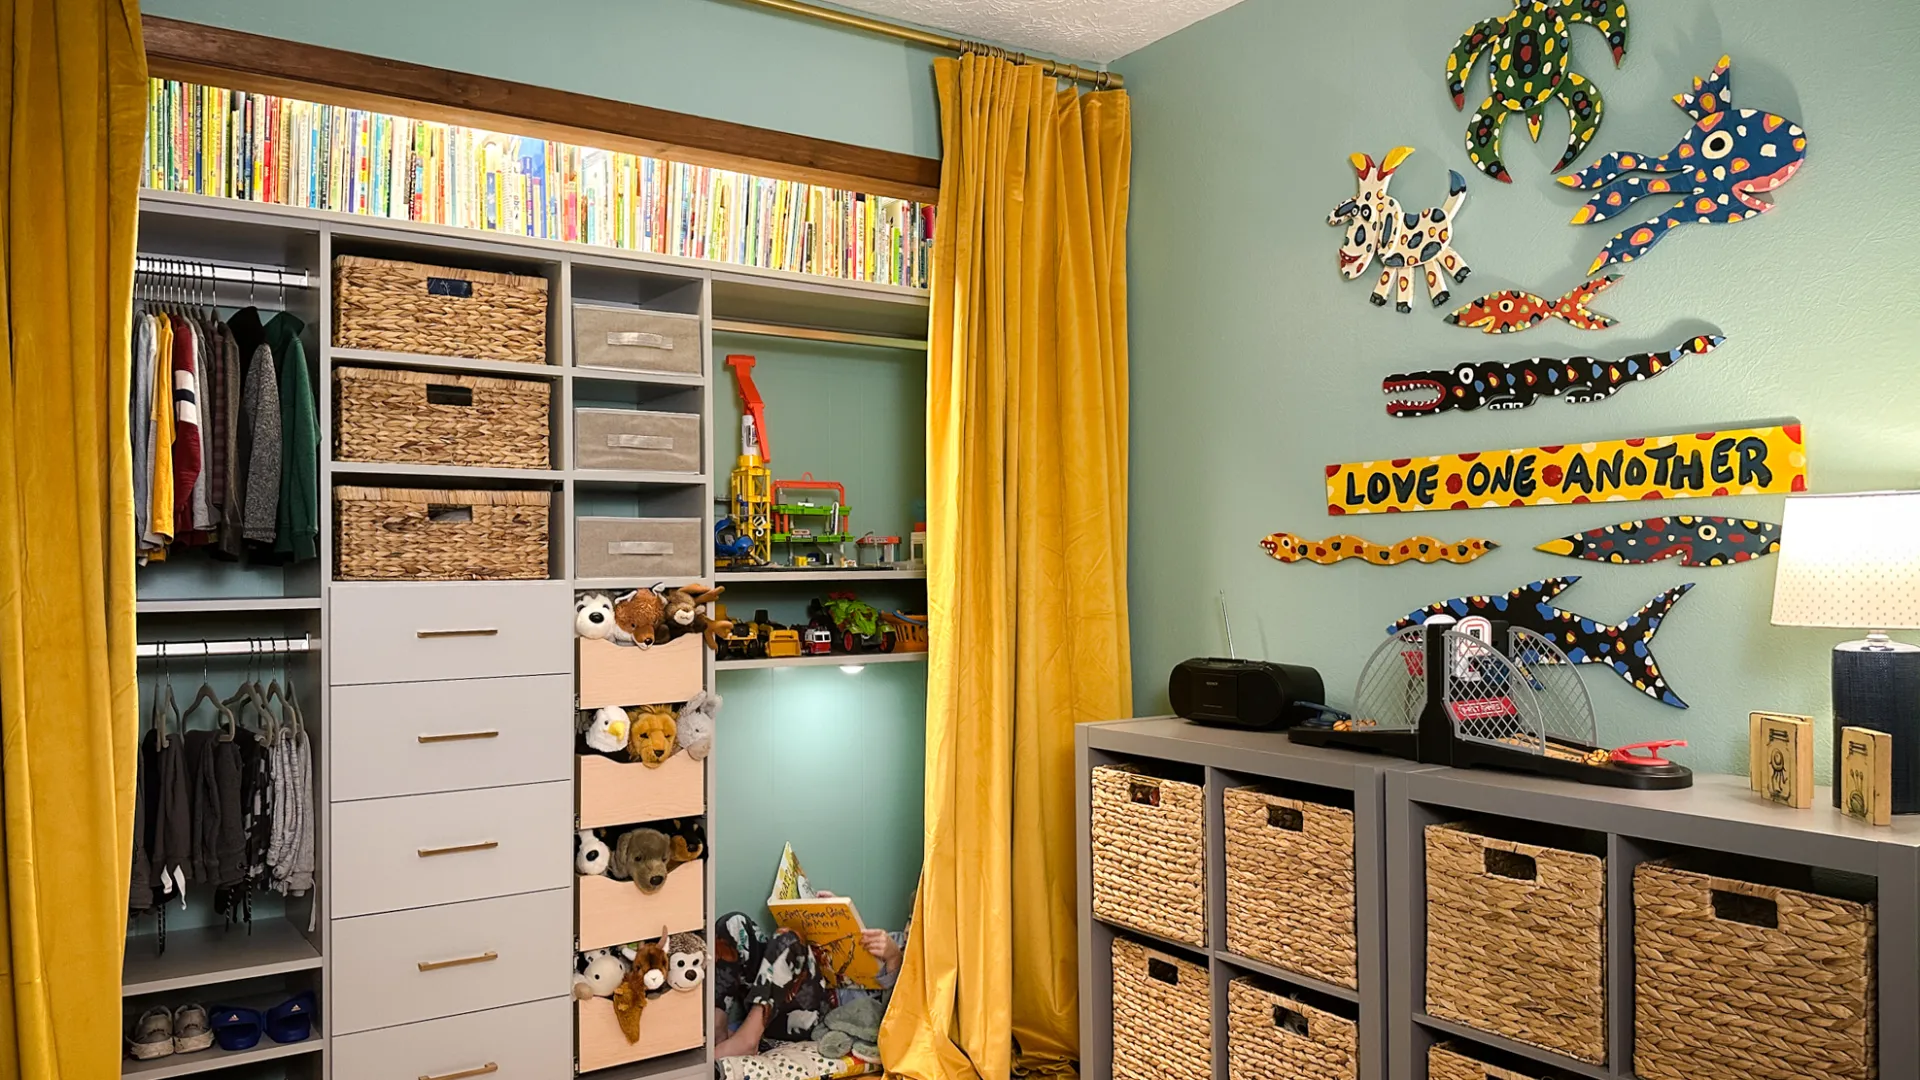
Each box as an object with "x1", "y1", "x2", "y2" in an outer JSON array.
[
  {"x1": 172, "y1": 1004, "x2": 214, "y2": 1054},
  {"x1": 127, "y1": 1006, "x2": 173, "y2": 1060}
]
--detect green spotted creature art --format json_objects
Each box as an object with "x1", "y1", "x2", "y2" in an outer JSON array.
[{"x1": 1446, "y1": 0, "x2": 1629, "y2": 183}]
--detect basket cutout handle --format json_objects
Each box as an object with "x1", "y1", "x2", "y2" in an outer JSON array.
[
  {"x1": 1272, "y1": 1003, "x2": 1310, "y2": 1038},
  {"x1": 426, "y1": 276, "x2": 474, "y2": 299},
  {"x1": 1145, "y1": 956, "x2": 1179, "y2": 985},
  {"x1": 1128, "y1": 780, "x2": 1162, "y2": 808},
  {"x1": 1710, "y1": 886, "x2": 1780, "y2": 928},
  {"x1": 427, "y1": 505, "x2": 475, "y2": 523},
  {"x1": 425, "y1": 384, "x2": 474, "y2": 407},
  {"x1": 1267, "y1": 804, "x2": 1304, "y2": 832},
  {"x1": 1483, "y1": 848, "x2": 1537, "y2": 881}
]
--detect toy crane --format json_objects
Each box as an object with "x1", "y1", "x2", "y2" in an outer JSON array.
[{"x1": 717, "y1": 355, "x2": 773, "y2": 568}]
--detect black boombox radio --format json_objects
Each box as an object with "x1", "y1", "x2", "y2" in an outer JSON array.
[{"x1": 1169, "y1": 657, "x2": 1325, "y2": 731}]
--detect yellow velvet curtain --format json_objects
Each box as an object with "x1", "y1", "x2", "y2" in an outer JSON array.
[
  {"x1": 880, "y1": 55, "x2": 1131, "y2": 1080},
  {"x1": 0, "y1": 0, "x2": 146, "y2": 1075}
]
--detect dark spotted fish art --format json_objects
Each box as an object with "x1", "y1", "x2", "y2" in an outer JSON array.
[
  {"x1": 1382, "y1": 335, "x2": 1720, "y2": 417},
  {"x1": 1535, "y1": 516, "x2": 1780, "y2": 566}
]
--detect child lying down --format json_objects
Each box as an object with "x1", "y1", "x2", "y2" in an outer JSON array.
[{"x1": 713, "y1": 895, "x2": 906, "y2": 1068}]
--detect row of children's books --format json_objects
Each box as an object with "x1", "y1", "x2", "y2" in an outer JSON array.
[{"x1": 143, "y1": 79, "x2": 935, "y2": 288}]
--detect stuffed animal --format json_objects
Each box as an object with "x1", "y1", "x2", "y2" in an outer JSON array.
[
  {"x1": 635, "y1": 929, "x2": 672, "y2": 994},
  {"x1": 582, "y1": 707, "x2": 630, "y2": 755},
  {"x1": 676, "y1": 691, "x2": 720, "y2": 762},
  {"x1": 601, "y1": 829, "x2": 631, "y2": 881},
  {"x1": 612, "y1": 931, "x2": 673, "y2": 1043},
  {"x1": 575, "y1": 592, "x2": 617, "y2": 640},
  {"x1": 664, "y1": 584, "x2": 734, "y2": 651},
  {"x1": 612, "y1": 827, "x2": 673, "y2": 893},
  {"x1": 572, "y1": 947, "x2": 630, "y2": 1001},
  {"x1": 627, "y1": 704, "x2": 678, "y2": 767},
  {"x1": 667, "y1": 933, "x2": 705, "y2": 992},
  {"x1": 576, "y1": 829, "x2": 611, "y2": 876},
  {"x1": 612, "y1": 587, "x2": 670, "y2": 648},
  {"x1": 663, "y1": 817, "x2": 705, "y2": 868}
]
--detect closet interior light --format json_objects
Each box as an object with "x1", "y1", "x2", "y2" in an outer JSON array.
[{"x1": 840, "y1": 665, "x2": 866, "y2": 674}]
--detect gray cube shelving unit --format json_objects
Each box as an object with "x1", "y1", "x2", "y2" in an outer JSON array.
[{"x1": 1079, "y1": 716, "x2": 1920, "y2": 1080}]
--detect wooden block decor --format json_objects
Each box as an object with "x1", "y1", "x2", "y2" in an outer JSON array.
[
  {"x1": 1749, "y1": 711, "x2": 1815, "y2": 809},
  {"x1": 578, "y1": 861, "x2": 704, "y2": 951},
  {"x1": 577, "y1": 752, "x2": 704, "y2": 830},
  {"x1": 578, "y1": 636, "x2": 703, "y2": 710}
]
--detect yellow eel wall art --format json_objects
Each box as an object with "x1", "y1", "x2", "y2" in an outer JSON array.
[{"x1": 1261, "y1": 532, "x2": 1499, "y2": 565}]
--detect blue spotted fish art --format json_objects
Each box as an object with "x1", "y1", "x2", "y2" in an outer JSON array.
[
  {"x1": 1562, "y1": 56, "x2": 1808, "y2": 273},
  {"x1": 1536, "y1": 516, "x2": 1781, "y2": 567},
  {"x1": 1381, "y1": 335, "x2": 1721, "y2": 417},
  {"x1": 1391, "y1": 576, "x2": 1694, "y2": 707}
]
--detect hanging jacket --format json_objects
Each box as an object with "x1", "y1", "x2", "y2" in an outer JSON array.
[
  {"x1": 171, "y1": 321, "x2": 204, "y2": 534},
  {"x1": 129, "y1": 746, "x2": 153, "y2": 914},
  {"x1": 267, "y1": 311, "x2": 319, "y2": 564},
  {"x1": 149, "y1": 314, "x2": 176, "y2": 550},
  {"x1": 185, "y1": 729, "x2": 219, "y2": 885},
  {"x1": 131, "y1": 314, "x2": 153, "y2": 548},
  {"x1": 213, "y1": 324, "x2": 245, "y2": 559},
  {"x1": 239, "y1": 341, "x2": 282, "y2": 546}
]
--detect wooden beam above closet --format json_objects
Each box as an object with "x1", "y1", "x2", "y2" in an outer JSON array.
[{"x1": 141, "y1": 16, "x2": 943, "y2": 202}]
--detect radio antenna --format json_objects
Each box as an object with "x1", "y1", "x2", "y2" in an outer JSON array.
[{"x1": 1219, "y1": 591, "x2": 1237, "y2": 659}]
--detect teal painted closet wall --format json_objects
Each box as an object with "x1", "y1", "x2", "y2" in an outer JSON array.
[
  {"x1": 1120, "y1": 0, "x2": 1920, "y2": 777},
  {"x1": 141, "y1": 0, "x2": 944, "y2": 158}
]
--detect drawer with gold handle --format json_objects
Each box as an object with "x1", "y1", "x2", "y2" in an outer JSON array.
[
  {"x1": 331, "y1": 782, "x2": 570, "y2": 917},
  {"x1": 331, "y1": 994, "x2": 571, "y2": 1071}
]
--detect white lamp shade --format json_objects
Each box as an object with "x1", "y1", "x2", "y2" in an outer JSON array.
[{"x1": 1771, "y1": 491, "x2": 1920, "y2": 630}]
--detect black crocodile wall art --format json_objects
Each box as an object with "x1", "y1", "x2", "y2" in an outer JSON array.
[{"x1": 1381, "y1": 334, "x2": 1721, "y2": 418}]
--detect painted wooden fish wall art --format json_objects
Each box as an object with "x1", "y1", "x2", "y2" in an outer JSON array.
[
  {"x1": 1447, "y1": 0, "x2": 1630, "y2": 182},
  {"x1": 1391, "y1": 576, "x2": 1693, "y2": 707},
  {"x1": 1536, "y1": 516, "x2": 1780, "y2": 566},
  {"x1": 1445, "y1": 276, "x2": 1619, "y2": 334},
  {"x1": 1260, "y1": 533, "x2": 1499, "y2": 565},
  {"x1": 1380, "y1": 335, "x2": 1721, "y2": 417},
  {"x1": 1562, "y1": 56, "x2": 1808, "y2": 273},
  {"x1": 1329, "y1": 147, "x2": 1473, "y2": 313}
]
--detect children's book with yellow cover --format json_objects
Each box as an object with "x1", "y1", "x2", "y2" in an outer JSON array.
[{"x1": 767, "y1": 844, "x2": 884, "y2": 989}]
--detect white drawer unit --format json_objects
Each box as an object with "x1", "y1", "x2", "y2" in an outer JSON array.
[
  {"x1": 330, "y1": 781, "x2": 572, "y2": 917},
  {"x1": 330, "y1": 996, "x2": 572, "y2": 1078},
  {"x1": 329, "y1": 888, "x2": 573, "y2": 1035},
  {"x1": 330, "y1": 675, "x2": 573, "y2": 801},
  {"x1": 330, "y1": 581, "x2": 572, "y2": 685}
]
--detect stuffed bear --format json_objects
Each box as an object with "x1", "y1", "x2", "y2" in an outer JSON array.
[
  {"x1": 576, "y1": 829, "x2": 611, "y2": 876},
  {"x1": 612, "y1": 827, "x2": 673, "y2": 893},
  {"x1": 663, "y1": 817, "x2": 705, "y2": 868},
  {"x1": 572, "y1": 947, "x2": 630, "y2": 1001},
  {"x1": 611, "y1": 587, "x2": 670, "y2": 648},
  {"x1": 667, "y1": 933, "x2": 705, "y2": 992},
  {"x1": 581, "y1": 707, "x2": 630, "y2": 755},
  {"x1": 676, "y1": 691, "x2": 720, "y2": 762},
  {"x1": 627, "y1": 704, "x2": 678, "y2": 767},
  {"x1": 664, "y1": 584, "x2": 733, "y2": 651},
  {"x1": 575, "y1": 592, "x2": 617, "y2": 640}
]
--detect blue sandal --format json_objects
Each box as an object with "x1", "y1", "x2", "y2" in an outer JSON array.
[
  {"x1": 208, "y1": 1007, "x2": 262, "y2": 1052},
  {"x1": 264, "y1": 992, "x2": 315, "y2": 1043}
]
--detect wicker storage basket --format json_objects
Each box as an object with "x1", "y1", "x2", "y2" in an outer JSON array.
[
  {"x1": 334, "y1": 486, "x2": 549, "y2": 581},
  {"x1": 334, "y1": 255, "x2": 549, "y2": 363},
  {"x1": 1425, "y1": 822, "x2": 1606, "y2": 1064},
  {"x1": 1227, "y1": 978, "x2": 1357, "y2": 1080},
  {"x1": 1428, "y1": 1043, "x2": 1551, "y2": 1080},
  {"x1": 1224, "y1": 787, "x2": 1357, "y2": 988},
  {"x1": 1091, "y1": 764, "x2": 1207, "y2": 947},
  {"x1": 1111, "y1": 938, "x2": 1210, "y2": 1080},
  {"x1": 334, "y1": 366, "x2": 550, "y2": 469},
  {"x1": 1634, "y1": 861, "x2": 1875, "y2": 1080}
]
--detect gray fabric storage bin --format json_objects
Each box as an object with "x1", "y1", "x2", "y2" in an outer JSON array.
[
  {"x1": 572, "y1": 304, "x2": 701, "y2": 375},
  {"x1": 575, "y1": 409, "x2": 701, "y2": 474},
  {"x1": 575, "y1": 517, "x2": 703, "y2": 580}
]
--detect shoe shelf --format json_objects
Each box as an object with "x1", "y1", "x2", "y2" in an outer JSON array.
[
  {"x1": 121, "y1": 1030, "x2": 324, "y2": 1079},
  {"x1": 122, "y1": 921, "x2": 322, "y2": 998}
]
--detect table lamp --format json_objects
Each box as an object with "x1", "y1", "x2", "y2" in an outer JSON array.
[{"x1": 1770, "y1": 491, "x2": 1920, "y2": 813}]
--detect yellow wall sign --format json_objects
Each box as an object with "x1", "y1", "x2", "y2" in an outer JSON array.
[{"x1": 1326, "y1": 423, "x2": 1807, "y2": 516}]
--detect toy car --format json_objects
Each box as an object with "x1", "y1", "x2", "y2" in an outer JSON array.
[
  {"x1": 766, "y1": 629, "x2": 802, "y2": 658},
  {"x1": 805, "y1": 628, "x2": 834, "y2": 656}
]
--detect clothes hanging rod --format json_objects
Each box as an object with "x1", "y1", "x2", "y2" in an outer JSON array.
[
  {"x1": 135, "y1": 256, "x2": 312, "y2": 290},
  {"x1": 712, "y1": 317, "x2": 927, "y2": 351},
  {"x1": 723, "y1": 0, "x2": 1123, "y2": 89},
  {"x1": 136, "y1": 636, "x2": 320, "y2": 659}
]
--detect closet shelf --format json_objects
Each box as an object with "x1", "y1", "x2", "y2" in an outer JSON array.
[
  {"x1": 1413, "y1": 1013, "x2": 1615, "y2": 1080},
  {"x1": 120, "y1": 1031, "x2": 324, "y2": 1079},
  {"x1": 573, "y1": 469, "x2": 710, "y2": 487},
  {"x1": 135, "y1": 597, "x2": 322, "y2": 615},
  {"x1": 1213, "y1": 949, "x2": 1359, "y2": 1004},
  {"x1": 714, "y1": 568, "x2": 926, "y2": 583},
  {"x1": 578, "y1": 1047, "x2": 710, "y2": 1080},
  {"x1": 575, "y1": 577, "x2": 712, "y2": 593},
  {"x1": 122, "y1": 921, "x2": 322, "y2": 997},
  {"x1": 328, "y1": 461, "x2": 561, "y2": 484},
  {"x1": 569, "y1": 366, "x2": 709, "y2": 389},
  {"x1": 327, "y1": 346, "x2": 565, "y2": 380},
  {"x1": 715, "y1": 651, "x2": 927, "y2": 671}
]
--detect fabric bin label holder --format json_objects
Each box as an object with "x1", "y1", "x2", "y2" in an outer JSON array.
[
  {"x1": 606, "y1": 331, "x2": 675, "y2": 350},
  {"x1": 606, "y1": 539, "x2": 675, "y2": 556},
  {"x1": 608, "y1": 433, "x2": 674, "y2": 451}
]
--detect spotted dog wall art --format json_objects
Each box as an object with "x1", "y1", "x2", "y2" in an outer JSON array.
[
  {"x1": 1447, "y1": 0, "x2": 1629, "y2": 182},
  {"x1": 1536, "y1": 516, "x2": 1781, "y2": 566},
  {"x1": 1329, "y1": 148, "x2": 1473, "y2": 313},
  {"x1": 1380, "y1": 335, "x2": 1721, "y2": 417},
  {"x1": 1563, "y1": 56, "x2": 1808, "y2": 273},
  {"x1": 1445, "y1": 276, "x2": 1620, "y2": 334},
  {"x1": 1260, "y1": 532, "x2": 1499, "y2": 566}
]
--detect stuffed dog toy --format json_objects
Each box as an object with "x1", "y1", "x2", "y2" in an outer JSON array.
[
  {"x1": 663, "y1": 817, "x2": 705, "y2": 868},
  {"x1": 626, "y1": 704, "x2": 678, "y2": 767},
  {"x1": 575, "y1": 592, "x2": 617, "y2": 640},
  {"x1": 613, "y1": 828, "x2": 673, "y2": 893}
]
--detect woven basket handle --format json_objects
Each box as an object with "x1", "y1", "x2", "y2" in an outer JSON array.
[
  {"x1": 424, "y1": 383, "x2": 475, "y2": 407},
  {"x1": 424, "y1": 275, "x2": 474, "y2": 299},
  {"x1": 1271, "y1": 1001, "x2": 1312, "y2": 1040},
  {"x1": 1266, "y1": 803, "x2": 1305, "y2": 832},
  {"x1": 1475, "y1": 837, "x2": 1541, "y2": 885},
  {"x1": 1705, "y1": 876, "x2": 1783, "y2": 928},
  {"x1": 1127, "y1": 778, "x2": 1163, "y2": 809},
  {"x1": 1142, "y1": 950, "x2": 1182, "y2": 986},
  {"x1": 426, "y1": 504, "x2": 475, "y2": 524}
]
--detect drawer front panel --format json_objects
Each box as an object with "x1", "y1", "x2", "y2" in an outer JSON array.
[
  {"x1": 330, "y1": 581, "x2": 571, "y2": 685},
  {"x1": 573, "y1": 305, "x2": 702, "y2": 375},
  {"x1": 575, "y1": 408, "x2": 702, "y2": 474},
  {"x1": 574, "y1": 517, "x2": 704, "y2": 581},
  {"x1": 331, "y1": 782, "x2": 572, "y2": 917},
  {"x1": 330, "y1": 675, "x2": 573, "y2": 801},
  {"x1": 329, "y1": 996, "x2": 571, "y2": 1078}
]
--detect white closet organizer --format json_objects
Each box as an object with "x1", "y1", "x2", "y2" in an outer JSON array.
[{"x1": 125, "y1": 187, "x2": 930, "y2": 1080}]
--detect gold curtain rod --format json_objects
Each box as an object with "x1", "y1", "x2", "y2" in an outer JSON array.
[{"x1": 726, "y1": 0, "x2": 1124, "y2": 89}]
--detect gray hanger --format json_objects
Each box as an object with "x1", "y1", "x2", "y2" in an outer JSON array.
[
  {"x1": 150, "y1": 642, "x2": 178, "y2": 749},
  {"x1": 181, "y1": 641, "x2": 238, "y2": 742}
]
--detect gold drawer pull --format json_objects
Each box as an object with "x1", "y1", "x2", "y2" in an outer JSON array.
[
  {"x1": 417, "y1": 730, "x2": 500, "y2": 744},
  {"x1": 421, "y1": 1064, "x2": 499, "y2": 1080},
  {"x1": 417, "y1": 840, "x2": 499, "y2": 858},
  {"x1": 417, "y1": 951, "x2": 498, "y2": 973},
  {"x1": 416, "y1": 628, "x2": 500, "y2": 639}
]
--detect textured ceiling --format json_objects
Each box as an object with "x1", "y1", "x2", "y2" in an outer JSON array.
[{"x1": 826, "y1": 0, "x2": 1247, "y2": 64}]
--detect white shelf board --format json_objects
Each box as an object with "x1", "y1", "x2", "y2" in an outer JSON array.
[
  {"x1": 329, "y1": 346, "x2": 564, "y2": 379},
  {"x1": 121, "y1": 1032, "x2": 323, "y2": 1079},
  {"x1": 573, "y1": 469, "x2": 709, "y2": 486},
  {"x1": 135, "y1": 597, "x2": 322, "y2": 615},
  {"x1": 123, "y1": 921, "x2": 321, "y2": 997},
  {"x1": 568, "y1": 366, "x2": 708, "y2": 389},
  {"x1": 574, "y1": 577, "x2": 713, "y2": 593},
  {"x1": 715, "y1": 568, "x2": 925, "y2": 583},
  {"x1": 328, "y1": 460, "x2": 561, "y2": 483},
  {"x1": 716, "y1": 651, "x2": 926, "y2": 671}
]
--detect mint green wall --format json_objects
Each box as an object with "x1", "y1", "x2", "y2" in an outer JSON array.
[
  {"x1": 141, "y1": 0, "x2": 944, "y2": 158},
  {"x1": 1120, "y1": 0, "x2": 1920, "y2": 777}
]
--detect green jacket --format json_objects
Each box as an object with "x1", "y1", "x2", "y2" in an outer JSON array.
[{"x1": 265, "y1": 311, "x2": 319, "y2": 563}]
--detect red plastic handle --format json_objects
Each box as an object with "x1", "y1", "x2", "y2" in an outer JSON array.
[{"x1": 1610, "y1": 739, "x2": 1687, "y2": 767}]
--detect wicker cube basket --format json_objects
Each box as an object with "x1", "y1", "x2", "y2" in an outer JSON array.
[
  {"x1": 1225, "y1": 787, "x2": 1357, "y2": 988},
  {"x1": 1425, "y1": 822, "x2": 1606, "y2": 1064},
  {"x1": 1635, "y1": 861, "x2": 1875, "y2": 1080},
  {"x1": 1092, "y1": 764, "x2": 1207, "y2": 947},
  {"x1": 1227, "y1": 978, "x2": 1357, "y2": 1080},
  {"x1": 1111, "y1": 938, "x2": 1210, "y2": 1080},
  {"x1": 1428, "y1": 1043, "x2": 1551, "y2": 1080},
  {"x1": 334, "y1": 366, "x2": 551, "y2": 469},
  {"x1": 334, "y1": 255, "x2": 549, "y2": 363},
  {"x1": 334, "y1": 486, "x2": 549, "y2": 581}
]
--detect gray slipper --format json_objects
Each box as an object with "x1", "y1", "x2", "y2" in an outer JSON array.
[
  {"x1": 128, "y1": 1006, "x2": 173, "y2": 1060},
  {"x1": 172, "y1": 1005, "x2": 213, "y2": 1053},
  {"x1": 817, "y1": 1030, "x2": 854, "y2": 1060}
]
